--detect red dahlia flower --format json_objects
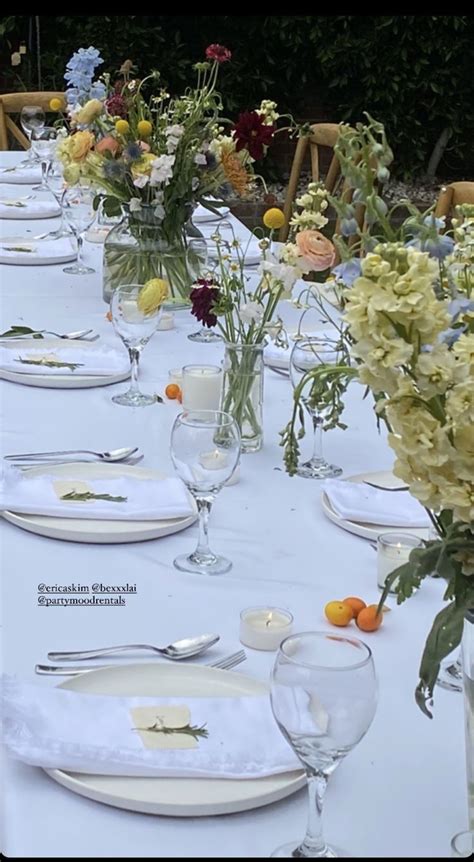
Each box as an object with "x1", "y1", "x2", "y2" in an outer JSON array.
[
  {"x1": 233, "y1": 111, "x2": 275, "y2": 161},
  {"x1": 190, "y1": 282, "x2": 221, "y2": 328},
  {"x1": 205, "y1": 44, "x2": 232, "y2": 64}
]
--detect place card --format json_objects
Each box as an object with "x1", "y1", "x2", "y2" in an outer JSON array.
[
  {"x1": 130, "y1": 705, "x2": 199, "y2": 750},
  {"x1": 53, "y1": 480, "x2": 93, "y2": 500}
]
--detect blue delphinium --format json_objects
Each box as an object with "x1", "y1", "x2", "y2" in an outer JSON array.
[
  {"x1": 64, "y1": 46, "x2": 105, "y2": 106},
  {"x1": 332, "y1": 259, "x2": 362, "y2": 287},
  {"x1": 405, "y1": 214, "x2": 455, "y2": 261}
]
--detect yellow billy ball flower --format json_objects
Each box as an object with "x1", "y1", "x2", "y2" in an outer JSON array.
[
  {"x1": 49, "y1": 97, "x2": 63, "y2": 111},
  {"x1": 115, "y1": 119, "x2": 130, "y2": 135},
  {"x1": 263, "y1": 207, "x2": 285, "y2": 230},
  {"x1": 138, "y1": 279, "x2": 169, "y2": 315},
  {"x1": 137, "y1": 119, "x2": 153, "y2": 138}
]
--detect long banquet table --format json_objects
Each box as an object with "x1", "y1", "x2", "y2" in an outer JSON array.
[{"x1": 0, "y1": 150, "x2": 466, "y2": 858}]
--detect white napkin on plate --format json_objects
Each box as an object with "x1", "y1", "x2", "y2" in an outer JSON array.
[
  {"x1": 1, "y1": 677, "x2": 299, "y2": 778},
  {"x1": 264, "y1": 342, "x2": 291, "y2": 369},
  {"x1": 0, "y1": 466, "x2": 194, "y2": 521},
  {"x1": 0, "y1": 165, "x2": 42, "y2": 184},
  {"x1": 0, "y1": 237, "x2": 76, "y2": 265},
  {"x1": 323, "y1": 479, "x2": 430, "y2": 527},
  {"x1": 0, "y1": 199, "x2": 60, "y2": 219},
  {"x1": 0, "y1": 343, "x2": 129, "y2": 376},
  {"x1": 193, "y1": 203, "x2": 230, "y2": 223},
  {"x1": 208, "y1": 237, "x2": 262, "y2": 267}
]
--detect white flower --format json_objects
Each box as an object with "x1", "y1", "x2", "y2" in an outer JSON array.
[
  {"x1": 240, "y1": 301, "x2": 264, "y2": 324},
  {"x1": 129, "y1": 197, "x2": 142, "y2": 212},
  {"x1": 153, "y1": 204, "x2": 165, "y2": 221},
  {"x1": 194, "y1": 153, "x2": 207, "y2": 166},
  {"x1": 261, "y1": 255, "x2": 301, "y2": 296},
  {"x1": 192, "y1": 176, "x2": 200, "y2": 191},
  {"x1": 165, "y1": 124, "x2": 184, "y2": 139},
  {"x1": 133, "y1": 174, "x2": 148, "y2": 189},
  {"x1": 150, "y1": 154, "x2": 175, "y2": 186}
]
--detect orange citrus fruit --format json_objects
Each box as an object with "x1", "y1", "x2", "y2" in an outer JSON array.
[
  {"x1": 165, "y1": 383, "x2": 181, "y2": 400},
  {"x1": 356, "y1": 605, "x2": 383, "y2": 632},
  {"x1": 324, "y1": 601, "x2": 353, "y2": 627},
  {"x1": 342, "y1": 597, "x2": 367, "y2": 619}
]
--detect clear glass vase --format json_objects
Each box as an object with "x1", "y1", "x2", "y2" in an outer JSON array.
[
  {"x1": 221, "y1": 343, "x2": 264, "y2": 454},
  {"x1": 102, "y1": 205, "x2": 207, "y2": 304},
  {"x1": 462, "y1": 610, "x2": 474, "y2": 829}
]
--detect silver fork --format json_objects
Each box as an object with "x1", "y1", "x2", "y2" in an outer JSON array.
[
  {"x1": 0, "y1": 329, "x2": 97, "y2": 342},
  {"x1": 34, "y1": 650, "x2": 247, "y2": 676}
]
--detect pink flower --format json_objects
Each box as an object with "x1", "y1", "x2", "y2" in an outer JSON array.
[
  {"x1": 205, "y1": 44, "x2": 232, "y2": 64},
  {"x1": 295, "y1": 230, "x2": 336, "y2": 271}
]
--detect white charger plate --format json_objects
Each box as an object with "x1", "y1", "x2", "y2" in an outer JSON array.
[
  {"x1": 0, "y1": 203, "x2": 61, "y2": 220},
  {"x1": 0, "y1": 338, "x2": 130, "y2": 389},
  {"x1": 45, "y1": 663, "x2": 304, "y2": 816},
  {"x1": 0, "y1": 237, "x2": 76, "y2": 265},
  {"x1": 320, "y1": 471, "x2": 429, "y2": 541},
  {"x1": 1, "y1": 462, "x2": 197, "y2": 543}
]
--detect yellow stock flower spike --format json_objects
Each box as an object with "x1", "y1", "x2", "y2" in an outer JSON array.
[
  {"x1": 263, "y1": 208, "x2": 285, "y2": 230},
  {"x1": 138, "y1": 279, "x2": 169, "y2": 315},
  {"x1": 137, "y1": 119, "x2": 153, "y2": 138},
  {"x1": 49, "y1": 97, "x2": 63, "y2": 112},
  {"x1": 115, "y1": 119, "x2": 130, "y2": 135}
]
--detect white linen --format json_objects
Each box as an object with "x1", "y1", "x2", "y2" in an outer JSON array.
[
  {"x1": 1, "y1": 677, "x2": 298, "y2": 778},
  {"x1": 0, "y1": 165, "x2": 42, "y2": 184},
  {"x1": 0, "y1": 466, "x2": 193, "y2": 520},
  {"x1": 0, "y1": 237, "x2": 76, "y2": 265},
  {"x1": 0, "y1": 343, "x2": 130, "y2": 376},
  {"x1": 264, "y1": 341, "x2": 291, "y2": 369},
  {"x1": 0, "y1": 199, "x2": 60, "y2": 220},
  {"x1": 193, "y1": 203, "x2": 230, "y2": 223},
  {"x1": 323, "y1": 478, "x2": 430, "y2": 527}
]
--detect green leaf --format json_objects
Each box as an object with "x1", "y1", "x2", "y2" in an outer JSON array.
[{"x1": 416, "y1": 602, "x2": 465, "y2": 717}]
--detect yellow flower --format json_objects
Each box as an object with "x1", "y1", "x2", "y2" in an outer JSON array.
[
  {"x1": 49, "y1": 97, "x2": 63, "y2": 112},
  {"x1": 137, "y1": 120, "x2": 153, "y2": 138},
  {"x1": 220, "y1": 149, "x2": 249, "y2": 197},
  {"x1": 263, "y1": 208, "x2": 285, "y2": 230},
  {"x1": 75, "y1": 99, "x2": 104, "y2": 126},
  {"x1": 69, "y1": 130, "x2": 95, "y2": 162},
  {"x1": 138, "y1": 279, "x2": 169, "y2": 315},
  {"x1": 115, "y1": 119, "x2": 130, "y2": 135}
]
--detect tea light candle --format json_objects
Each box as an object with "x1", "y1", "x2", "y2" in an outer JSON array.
[
  {"x1": 182, "y1": 364, "x2": 222, "y2": 410},
  {"x1": 168, "y1": 367, "x2": 183, "y2": 386},
  {"x1": 239, "y1": 607, "x2": 293, "y2": 651},
  {"x1": 377, "y1": 532, "x2": 423, "y2": 593},
  {"x1": 157, "y1": 311, "x2": 174, "y2": 330},
  {"x1": 198, "y1": 450, "x2": 240, "y2": 485}
]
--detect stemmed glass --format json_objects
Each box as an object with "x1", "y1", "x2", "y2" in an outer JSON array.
[
  {"x1": 270, "y1": 632, "x2": 377, "y2": 858},
  {"x1": 110, "y1": 283, "x2": 163, "y2": 407},
  {"x1": 31, "y1": 127, "x2": 58, "y2": 190},
  {"x1": 290, "y1": 338, "x2": 343, "y2": 479},
  {"x1": 62, "y1": 186, "x2": 96, "y2": 275},
  {"x1": 19, "y1": 105, "x2": 45, "y2": 165},
  {"x1": 45, "y1": 163, "x2": 71, "y2": 239},
  {"x1": 170, "y1": 409, "x2": 240, "y2": 574}
]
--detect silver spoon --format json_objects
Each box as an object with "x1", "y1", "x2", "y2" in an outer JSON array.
[
  {"x1": 0, "y1": 328, "x2": 96, "y2": 341},
  {"x1": 47, "y1": 633, "x2": 220, "y2": 663},
  {"x1": 4, "y1": 446, "x2": 139, "y2": 463}
]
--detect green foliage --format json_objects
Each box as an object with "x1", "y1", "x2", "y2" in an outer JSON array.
[{"x1": 1, "y1": 15, "x2": 473, "y2": 175}]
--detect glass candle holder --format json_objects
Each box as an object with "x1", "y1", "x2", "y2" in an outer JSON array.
[
  {"x1": 240, "y1": 607, "x2": 293, "y2": 651},
  {"x1": 377, "y1": 532, "x2": 423, "y2": 593},
  {"x1": 451, "y1": 830, "x2": 473, "y2": 857},
  {"x1": 182, "y1": 364, "x2": 222, "y2": 411},
  {"x1": 168, "y1": 367, "x2": 183, "y2": 386}
]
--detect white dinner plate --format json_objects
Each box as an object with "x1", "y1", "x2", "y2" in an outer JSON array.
[
  {"x1": 0, "y1": 338, "x2": 130, "y2": 389},
  {"x1": 1, "y1": 462, "x2": 197, "y2": 543},
  {"x1": 45, "y1": 663, "x2": 304, "y2": 816},
  {"x1": 320, "y1": 471, "x2": 429, "y2": 541},
  {"x1": 0, "y1": 236, "x2": 77, "y2": 265}
]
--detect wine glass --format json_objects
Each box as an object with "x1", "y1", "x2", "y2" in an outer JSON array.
[
  {"x1": 170, "y1": 409, "x2": 240, "y2": 574},
  {"x1": 20, "y1": 105, "x2": 45, "y2": 165},
  {"x1": 31, "y1": 127, "x2": 58, "y2": 190},
  {"x1": 110, "y1": 283, "x2": 163, "y2": 407},
  {"x1": 270, "y1": 632, "x2": 377, "y2": 858},
  {"x1": 61, "y1": 186, "x2": 96, "y2": 275},
  {"x1": 45, "y1": 162, "x2": 71, "y2": 239},
  {"x1": 290, "y1": 337, "x2": 343, "y2": 479}
]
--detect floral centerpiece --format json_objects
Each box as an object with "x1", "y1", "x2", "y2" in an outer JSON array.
[{"x1": 54, "y1": 44, "x2": 287, "y2": 301}]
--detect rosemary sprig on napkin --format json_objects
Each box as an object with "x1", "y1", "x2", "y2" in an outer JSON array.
[
  {"x1": 15, "y1": 356, "x2": 84, "y2": 371},
  {"x1": 1, "y1": 202, "x2": 27, "y2": 208},
  {"x1": 3, "y1": 246, "x2": 36, "y2": 253},
  {"x1": 138, "y1": 718, "x2": 209, "y2": 741},
  {"x1": 0, "y1": 326, "x2": 43, "y2": 339},
  {"x1": 60, "y1": 491, "x2": 128, "y2": 503}
]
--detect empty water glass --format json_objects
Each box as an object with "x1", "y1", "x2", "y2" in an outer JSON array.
[
  {"x1": 45, "y1": 163, "x2": 71, "y2": 239},
  {"x1": 110, "y1": 283, "x2": 163, "y2": 407},
  {"x1": 20, "y1": 105, "x2": 45, "y2": 165},
  {"x1": 31, "y1": 127, "x2": 57, "y2": 190},
  {"x1": 62, "y1": 186, "x2": 96, "y2": 275}
]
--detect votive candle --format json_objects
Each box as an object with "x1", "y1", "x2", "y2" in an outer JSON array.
[
  {"x1": 377, "y1": 532, "x2": 423, "y2": 593},
  {"x1": 239, "y1": 607, "x2": 293, "y2": 651}
]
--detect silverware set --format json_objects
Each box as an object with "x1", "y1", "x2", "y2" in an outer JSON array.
[
  {"x1": 36, "y1": 649, "x2": 247, "y2": 676},
  {"x1": 0, "y1": 328, "x2": 99, "y2": 342},
  {"x1": 4, "y1": 446, "x2": 143, "y2": 467}
]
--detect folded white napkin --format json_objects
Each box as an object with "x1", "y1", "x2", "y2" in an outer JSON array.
[
  {"x1": 323, "y1": 479, "x2": 430, "y2": 527},
  {"x1": 0, "y1": 343, "x2": 129, "y2": 376},
  {"x1": 0, "y1": 166, "x2": 42, "y2": 184},
  {"x1": 193, "y1": 203, "x2": 230, "y2": 223},
  {"x1": 1, "y1": 677, "x2": 299, "y2": 778},
  {"x1": 0, "y1": 199, "x2": 60, "y2": 220},
  {"x1": 0, "y1": 237, "x2": 76, "y2": 265},
  {"x1": 0, "y1": 466, "x2": 194, "y2": 521},
  {"x1": 208, "y1": 238, "x2": 262, "y2": 267}
]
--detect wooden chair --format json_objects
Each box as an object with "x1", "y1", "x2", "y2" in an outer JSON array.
[
  {"x1": 434, "y1": 182, "x2": 474, "y2": 222},
  {"x1": 279, "y1": 123, "x2": 359, "y2": 242},
  {"x1": 0, "y1": 92, "x2": 65, "y2": 151}
]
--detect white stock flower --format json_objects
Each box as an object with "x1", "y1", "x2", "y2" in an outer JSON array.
[
  {"x1": 240, "y1": 301, "x2": 264, "y2": 324},
  {"x1": 194, "y1": 153, "x2": 207, "y2": 166},
  {"x1": 153, "y1": 204, "x2": 165, "y2": 221},
  {"x1": 133, "y1": 174, "x2": 149, "y2": 188},
  {"x1": 129, "y1": 197, "x2": 142, "y2": 212},
  {"x1": 150, "y1": 154, "x2": 175, "y2": 186}
]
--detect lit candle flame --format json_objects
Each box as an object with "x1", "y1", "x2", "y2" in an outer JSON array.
[{"x1": 265, "y1": 612, "x2": 273, "y2": 628}]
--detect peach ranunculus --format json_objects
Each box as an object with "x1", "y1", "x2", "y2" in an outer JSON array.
[
  {"x1": 96, "y1": 135, "x2": 120, "y2": 157},
  {"x1": 138, "y1": 140, "x2": 151, "y2": 153},
  {"x1": 295, "y1": 230, "x2": 336, "y2": 271},
  {"x1": 69, "y1": 130, "x2": 95, "y2": 162}
]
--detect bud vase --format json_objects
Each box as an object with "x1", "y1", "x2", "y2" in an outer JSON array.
[{"x1": 221, "y1": 343, "x2": 264, "y2": 453}]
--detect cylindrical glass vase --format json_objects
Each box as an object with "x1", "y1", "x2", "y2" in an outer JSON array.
[
  {"x1": 462, "y1": 610, "x2": 474, "y2": 829},
  {"x1": 221, "y1": 343, "x2": 264, "y2": 454}
]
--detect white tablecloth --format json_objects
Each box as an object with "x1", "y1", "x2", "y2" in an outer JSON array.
[{"x1": 0, "y1": 151, "x2": 466, "y2": 858}]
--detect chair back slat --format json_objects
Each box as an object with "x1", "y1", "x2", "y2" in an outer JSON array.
[
  {"x1": 0, "y1": 92, "x2": 64, "y2": 151},
  {"x1": 435, "y1": 182, "x2": 474, "y2": 220}
]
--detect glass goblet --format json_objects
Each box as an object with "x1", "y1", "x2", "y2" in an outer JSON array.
[
  {"x1": 61, "y1": 186, "x2": 96, "y2": 275},
  {"x1": 20, "y1": 105, "x2": 45, "y2": 165},
  {"x1": 270, "y1": 632, "x2": 377, "y2": 858},
  {"x1": 31, "y1": 127, "x2": 57, "y2": 190},
  {"x1": 290, "y1": 337, "x2": 343, "y2": 479},
  {"x1": 110, "y1": 283, "x2": 162, "y2": 407},
  {"x1": 170, "y1": 409, "x2": 240, "y2": 575},
  {"x1": 45, "y1": 163, "x2": 71, "y2": 239}
]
